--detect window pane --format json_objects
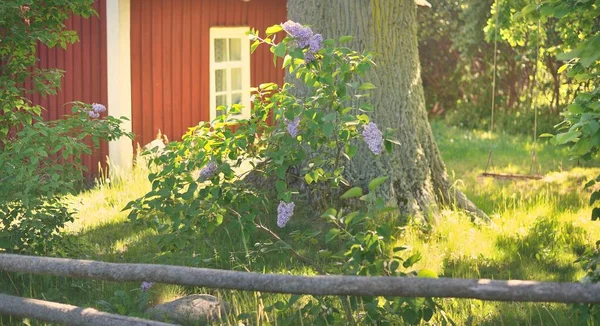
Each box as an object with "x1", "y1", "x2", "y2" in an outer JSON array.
[
  {"x1": 230, "y1": 93, "x2": 242, "y2": 116},
  {"x1": 231, "y1": 92, "x2": 242, "y2": 105},
  {"x1": 216, "y1": 95, "x2": 227, "y2": 116},
  {"x1": 215, "y1": 69, "x2": 227, "y2": 92},
  {"x1": 229, "y1": 38, "x2": 241, "y2": 61},
  {"x1": 214, "y1": 38, "x2": 227, "y2": 62},
  {"x1": 231, "y1": 68, "x2": 242, "y2": 91}
]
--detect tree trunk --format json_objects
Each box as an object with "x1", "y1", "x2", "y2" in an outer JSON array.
[{"x1": 288, "y1": 0, "x2": 487, "y2": 220}]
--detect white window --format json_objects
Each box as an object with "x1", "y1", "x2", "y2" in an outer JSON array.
[{"x1": 209, "y1": 27, "x2": 251, "y2": 121}]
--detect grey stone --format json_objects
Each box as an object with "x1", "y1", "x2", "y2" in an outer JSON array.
[{"x1": 147, "y1": 294, "x2": 229, "y2": 325}]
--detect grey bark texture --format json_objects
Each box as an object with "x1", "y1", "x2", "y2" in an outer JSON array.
[
  {"x1": 287, "y1": 0, "x2": 487, "y2": 220},
  {"x1": 2, "y1": 254, "x2": 600, "y2": 303},
  {"x1": 0, "y1": 293, "x2": 176, "y2": 326}
]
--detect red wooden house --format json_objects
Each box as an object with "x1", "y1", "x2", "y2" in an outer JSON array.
[{"x1": 31, "y1": 0, "x2": 287, "y2": 174}]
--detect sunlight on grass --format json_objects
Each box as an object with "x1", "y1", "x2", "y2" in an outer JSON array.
[{"x1": 2, "y1": 124, "x2": 600, "y2": 325}]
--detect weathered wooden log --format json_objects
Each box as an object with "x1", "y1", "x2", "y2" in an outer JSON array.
[
  {"x1": 1, "y1": 253, "x2": 599, "y2": 303},
  {"x1": 0, "y1": 293, "x2": 177, "y2": 326}
]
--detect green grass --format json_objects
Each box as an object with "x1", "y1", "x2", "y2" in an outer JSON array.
[{"x1": 2, "y1": 121, "x2": 600, "y2": 325}]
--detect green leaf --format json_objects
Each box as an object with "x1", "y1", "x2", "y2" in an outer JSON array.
[
  {"x1": 359, "y1": 82, "x2": 376, "y2": 90},
  {"x1": 320, "y1": 208, "x2": 337, "y2": 219},
  {"x1": 554, "y1": 130, "x2": 580, "y2": 144},
  {"x1": 592, "y1": 207, "x2": 600, "y2": 221},
  {"x1": 273, "y1": 42, "x2": 286, "y2": 58},
  {"x1": 557, "y1": 64, "x2": 569, "y2": 74},
  {"x1": 276, "y1": 180, "x2": 286, "y2": 194},
  {"x1": 304, "y1": 173, "x2": 314, "y2": 184},
  {"x1": 368, "y1": 176, "x2": 388, "y2": 191},
  {"x1": 323, "y1": 122, "x2": 334, "y2": 137},
  {"x1": 571, "y1": 138, "x2": 593, "y2": 156},
  {"x1": 567, "y1": 103, "x2": 584, "y2": 114},
  {"x1": 556, "y1": 49, "x2": 581, "y2": 61},
  {"x1": 403, "y1": 252, "x2": 422, "y2": 268},
  {"x1": 341, "y1": 187, "x2": 363, "y2": 199},
  {"x1": 325, "y1": 228, "x2": 340, "y2": 244},
  {"x1": 345, "y1": 144, "x2": 358, "y2": 158},
  {"x1": 339, "y1": 35, "x2": 354, "y2": 44},
  {"x1": 322, "y1": 112, "x2": 337, "y2": 122},
  {"x1": 521, "y1": 4, "x2": 538, "y2": 16},
  {"x1": 417, "y1": 268, "x2": 438, "y2": 278},
  {"x1": 250, "y1": 40, "x2": 260, "y2": 54},
  {"x1": 590, "y1": 191, "x2": 600, "y2": 205},
  {"x1": 266, "y1": 24, "x2": 283, "y2": 36}
]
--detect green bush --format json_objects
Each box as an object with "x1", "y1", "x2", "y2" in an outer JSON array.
[
  {"x1": 0, "y1": 1, "x2": 131, "y2": 253},
  {"x1": 0, "y1": 103, "x2": 130, "y2": 253},
  {"x1": 126, "y1": 22, "x2": 445, "y2": 324}
]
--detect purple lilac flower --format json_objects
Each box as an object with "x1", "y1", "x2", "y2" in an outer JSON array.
[
  {"x1": 198, "y1": 161, "x2": 218, "y2": 181},
  {"x1": 304, "y1": 51, "x2": 315, "y2": 62},
  {"x1": 282, "y1": 20, "x2": 322, "y2": 62},
  {"x1": 285, "y1": 116, "x2": 300, "y2": 137},
  {"x1": 308, "y1": 33, "x2": 323, "y2": 54},
  {"x1": 88, "y1": 110, "x2": 100, "y2": 119},
  {"x1": 304, "y1": 33, "x2": 323, "y2": 62},
  {"x1": 92, "y1": 103, "x2": 107, "y2": 113},
  {"x1": 362, "y1": 122, "x2": 383, "y2": 155},
  {"x1": 140, "y1": 281, "x2": 154, "y2": 292},
  {"x1": 277, "y1": 201, "x2": 295, "y2": 228},
  {"x1": 282, "y1": 21, "x2": 313, "y2": 48}
]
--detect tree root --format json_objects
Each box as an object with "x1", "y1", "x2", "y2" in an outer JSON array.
[{"x1": 452, "y1": 188, "x2": 491, "y2": 222}]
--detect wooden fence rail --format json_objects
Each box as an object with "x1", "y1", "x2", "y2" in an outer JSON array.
[
  {"x1": 0, "y1": 293, "x2": 176, "y2": 326},
  {"x1": 1, "y1": 253, "x2": 600, "y2": 304}
]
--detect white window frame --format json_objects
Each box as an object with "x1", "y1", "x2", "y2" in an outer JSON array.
[{"x1": 209, "y1": 27, "x2": 251, "y2": 121}]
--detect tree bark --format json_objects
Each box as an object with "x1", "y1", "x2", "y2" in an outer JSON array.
[{"x1": 287, "y1": 0, "x2": 487, "y2": 220}]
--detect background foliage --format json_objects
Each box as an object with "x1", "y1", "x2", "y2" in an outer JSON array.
[
  {"x1": 0, "y1": 1, "x2": 130, "y2": 253},
  {"x1": 417, "y1": 0, "x2": 597, "y2": 136}
]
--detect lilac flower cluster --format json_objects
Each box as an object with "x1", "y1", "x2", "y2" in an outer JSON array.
[
  {"x1": 277, "y1": 201, "x2": 295, "y2": 228},
  {"x1": 87, "y1": 103, "x2": 106, "y2": 119},
  {"x1": 362, "y1": 122, "x2": 383, "y2": 155},
  {"x1": 282, "y1": 20, "x2": 323, "y2": 62},
  {"x1": 198, "y1": 161, "x2": 218, "y2": 181},
  {"x1": 140, "y1": 281, "x2": 154, "y2": 292},
  {"x1": 285, "y1": 116, "x2": 300, "y2": 138}
]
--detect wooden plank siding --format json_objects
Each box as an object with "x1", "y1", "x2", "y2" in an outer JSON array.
[
  {"x1": 28, "y1": 0, "x2": 108, "y2": 176},
  {"x1": 130, "y1": 0, "x2": 287, "y2": 148}
]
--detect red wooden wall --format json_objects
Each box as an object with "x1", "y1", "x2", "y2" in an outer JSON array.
[
  {"x1": 130, "y1": 0, "x2": 287, "y2": 147},
  {"x1": 29, "y1": 0, "x2": 108, "y2": 176}
]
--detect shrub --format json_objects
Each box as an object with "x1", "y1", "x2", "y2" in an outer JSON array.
[
  {"x1": 126, "y1": 22, "x2": 444, "y2": 324},
  {"x1": 0, "y1": 103, "x2": 130, "y2": 253},
  {"x1": 0, "y1": 1, "x2": 131, "y2": 253}
]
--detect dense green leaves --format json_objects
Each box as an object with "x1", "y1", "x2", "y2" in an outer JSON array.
[
  {"x1": 512, "y1": 0, "x2": 600, "y2": 322},
  {"x1": 0, "y1": 2, "x2": 131, "y2": 253},
  {"x1": 126, "y1": 23, "x2": 433, "y2": 324}
]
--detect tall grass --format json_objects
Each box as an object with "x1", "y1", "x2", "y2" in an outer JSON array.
[{"x1": 1, "y1": 122, "x2": 599, "y2": 325}]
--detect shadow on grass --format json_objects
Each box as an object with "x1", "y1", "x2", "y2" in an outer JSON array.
[{"x1": 439, "y1": 214, "x2": 591, "y2": 326}]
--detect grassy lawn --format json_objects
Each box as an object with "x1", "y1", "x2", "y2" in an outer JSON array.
[{"x1": 2, "y1": 121, "x2": 600, "y2": 325}]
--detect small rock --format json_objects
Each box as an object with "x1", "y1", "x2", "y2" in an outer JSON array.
[{"x1": 147, "y1": 294, "x2": 229, "y2": 325}]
